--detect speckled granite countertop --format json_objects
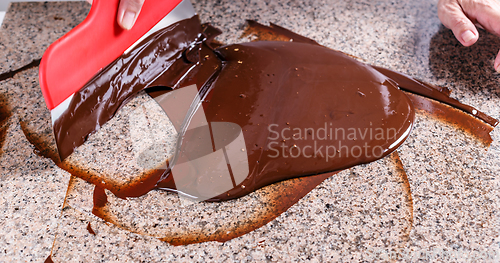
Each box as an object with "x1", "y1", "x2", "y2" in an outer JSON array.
[{"x1": 0, "y1": 0, "x2": 499, "y2": 262}]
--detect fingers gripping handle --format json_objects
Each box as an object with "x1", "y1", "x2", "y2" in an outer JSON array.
[{"x1": 39, "y1": 0, "x2": 183, "y2": 110}]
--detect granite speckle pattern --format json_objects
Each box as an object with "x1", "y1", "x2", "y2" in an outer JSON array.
[
  {"x1": 0, "y1": 0, "x2": 499, "y2": 262},
  {"x1": 0, "y1": 117, "x2": 70, "y2": 262},
  {"x1": 0, "y1": 2, "x2": 90, "y2": 72}
]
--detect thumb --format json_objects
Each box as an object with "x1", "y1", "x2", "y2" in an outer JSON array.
[
  {"x1": 117, "y1": 0, "x2": 145, "y2": 30},
  {"x1": 494, "y1": 49, "x2": 500, "y2": 72},
  {"x1": 438, "y1": 0, "x2": 479, "y2": 46}
]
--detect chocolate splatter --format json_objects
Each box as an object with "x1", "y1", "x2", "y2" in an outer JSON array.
[{"x1": 86, "y1": 222, "x2": 96, "y2": 235}]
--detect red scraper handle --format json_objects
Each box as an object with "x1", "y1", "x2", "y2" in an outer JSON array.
[{"x1": 39, "y1": 0, "x2": 183, "y2": 110}]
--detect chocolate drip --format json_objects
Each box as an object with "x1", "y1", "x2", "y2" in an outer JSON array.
[
  {"x1": 92, "y1": 185, "x2": 108, "y2": 208},
  {"x1": 86, "y1": 222, "x2": 96, "y2": 235},
  {"x1": 0, "y1": 94, "x2": 10, "y2": 151},
  {"x1": 405, "y1": 92, "x2": 494, "y2": 145}
]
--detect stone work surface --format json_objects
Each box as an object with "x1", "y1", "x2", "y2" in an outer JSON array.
[{"x1": 0, "y1": 1, "x2": 499, "y2": 262}]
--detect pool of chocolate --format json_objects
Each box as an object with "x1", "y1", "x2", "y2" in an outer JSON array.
[{"x1": 52, "y1": 16, "x2": 496, "y2": 202}]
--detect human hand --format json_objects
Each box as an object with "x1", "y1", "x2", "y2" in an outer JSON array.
[
  {"x1": 85, "y1": 0, "x2": 145, "y2": 30},
  {"x1": 438, "y1": 0, "x2": 500, "y2": 72}
]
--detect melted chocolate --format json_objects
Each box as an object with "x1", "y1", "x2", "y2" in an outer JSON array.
[
  {"x1": 155, "y1": 40, "x2": 414, "y2": 200},
  {"x1": 390, "y1": 151, "x2": 413, "y2": 230},
  {"x1": 372, "y1": 66, "x2": 498, "y2": 127},
  {"x1": 52, "y1": 16, "x2": 498, "y2": 203},
  {"x1": 30, "y1": 16, "x2": 496, "y2": 246},
  {"x1": 92, "y1": 185, "x2": 108, "y2": 208}
]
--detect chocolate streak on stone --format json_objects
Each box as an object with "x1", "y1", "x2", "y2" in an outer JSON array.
[
  {"x1": 19, "y1": 120, "x2": 60, "y2": 162},
  {"x1": 0, "y1": 58, "x2": 41, "y2": 82},
  {"x1": 92, "y1": 185, "x2": 108, "y2": 208},
  {"x1": 390, "y1": 151, "x2": 413, "y2": 239},
  {"x1": 242, "y1": 20, "x2": 319, "y2": 45},
  {"x1": 163, "y1": 172, "x2": 336, "y2": 245},
  {"x1": 91, "y1": 185, "x2": 108, "y2": 220},
  {"x1": 94, "y1": 171, "x2": 337, "y2": 246},
  {"x1": 405, "y1": 92, "x2": 494, "y2": 145},
  {"x1": 19, "y1": 118, "x2": 180, "y2": 201},
  {"x1": 0, "y1": 94, "x2": 9, "y2": 123},
  {"x1": 372, "y1": 66, "x2": 498, "y2": 127},
  {"x1": 0, "y1": 94, "x2": 10, "y2": 152},
  {"x1": 242, "y1": 20, "x2": 366, "y2": 62}
]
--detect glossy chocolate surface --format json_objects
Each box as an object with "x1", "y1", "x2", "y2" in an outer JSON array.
[{"x1": 156, "y1": 40, "x2": 415, "y2": 200}]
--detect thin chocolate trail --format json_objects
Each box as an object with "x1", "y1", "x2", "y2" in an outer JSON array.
[
  {"x1": 390, "y1": 150, "x2": 413, "y2": 237},
  {"x1": 0, "y1": 59, "x2": 41, "y2": 82},
  {"x1": 87, "y1": 222, "x2": 96, "y2": 235}
]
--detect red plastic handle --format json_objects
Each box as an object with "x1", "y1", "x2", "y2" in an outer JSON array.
[{"x1": 39, "y1": 0, "x2": 183, "y2": 110}]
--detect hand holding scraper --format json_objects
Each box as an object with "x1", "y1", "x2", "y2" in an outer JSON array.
[{"x1": 85, "y1": 0, "x2": 146, "y2": 30}]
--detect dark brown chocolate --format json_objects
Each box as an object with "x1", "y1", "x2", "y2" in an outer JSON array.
[
  {"x1": 405, "y1": 92, "x2": 494, "y2": 145},
  {"x1": 92, "y1": 185, "x2": 108, "y2": 208},
  {"x1": 0, "y1": 94, "x2": 10, "y2": 151}
]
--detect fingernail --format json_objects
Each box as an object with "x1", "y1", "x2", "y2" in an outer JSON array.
[
  {"x1": 461, "y1": 30, "x2": 476, "y2": 43},
  {"x1": 121, "y1": 11, "x2": 136, "y2": 30}
]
